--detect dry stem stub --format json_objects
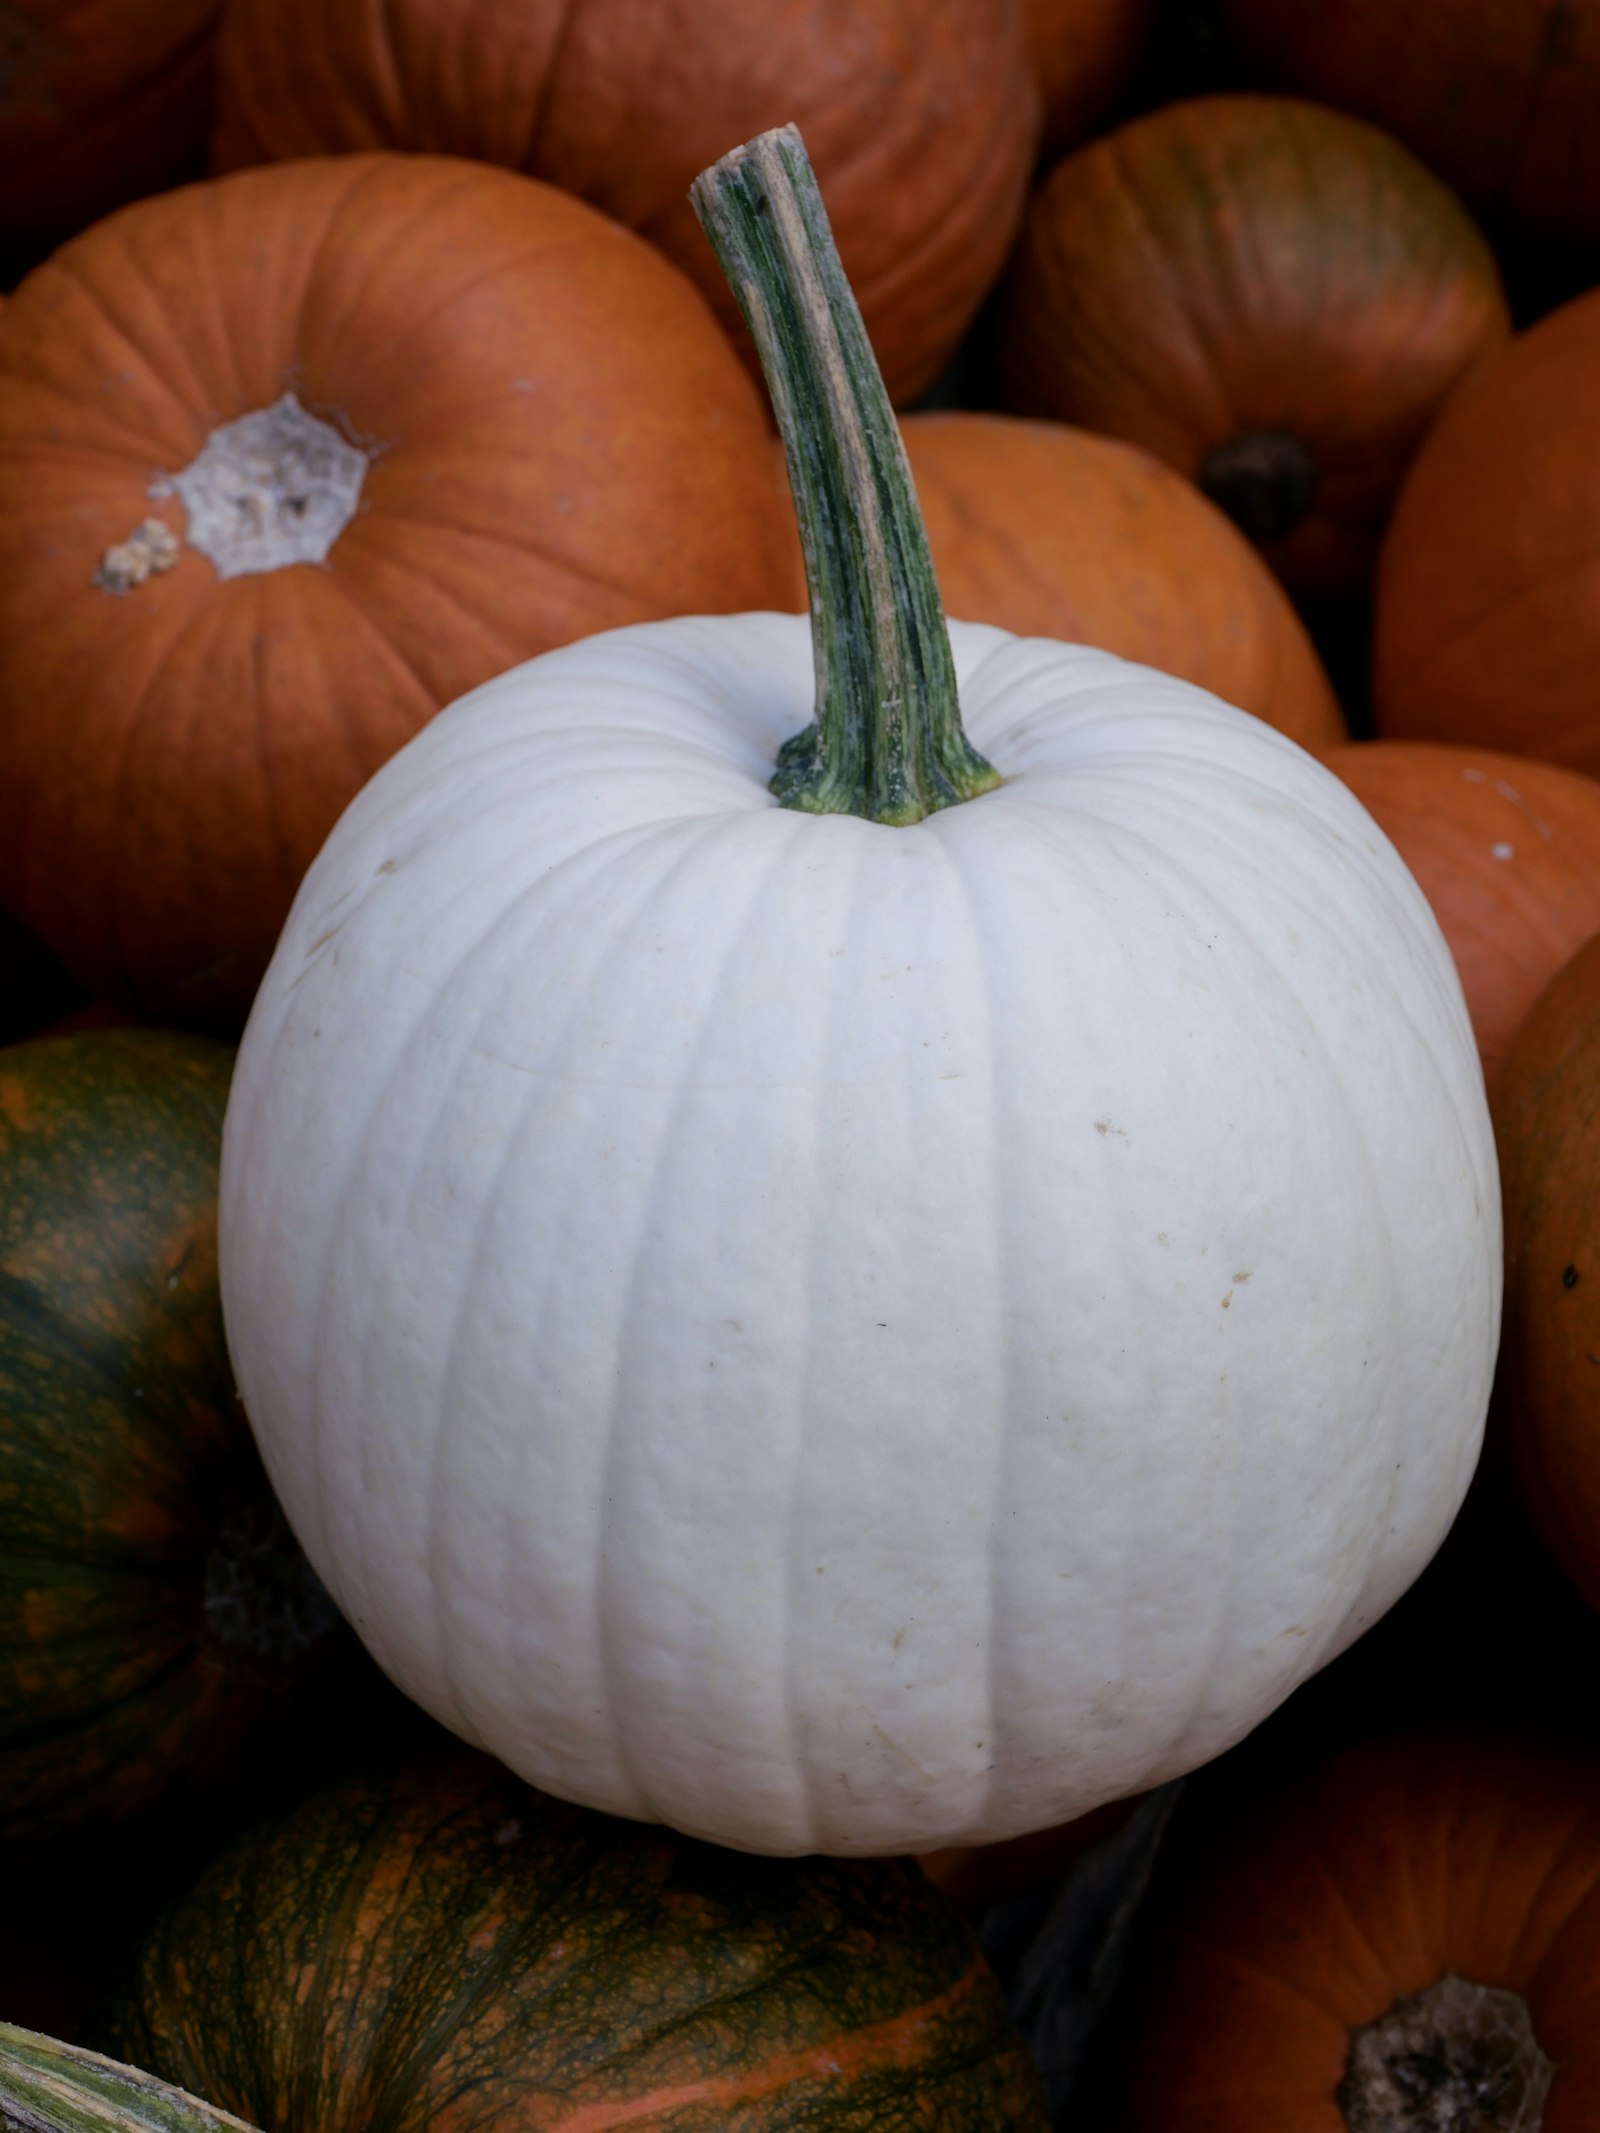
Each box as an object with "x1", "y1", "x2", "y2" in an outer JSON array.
[{"x1": 1339, "y1": 1974, "x2": 1554, "y2": 2132}]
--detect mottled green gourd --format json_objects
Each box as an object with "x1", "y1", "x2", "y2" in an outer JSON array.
[
  {"x1": 0, "y1": 1031, "x2": 341, "y2": 1839},
  {"x1": 91, "y1": 1752, "x2": 1049, "y2": 2132}
]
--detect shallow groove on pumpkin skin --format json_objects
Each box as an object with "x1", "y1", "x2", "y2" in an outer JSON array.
[
  {"x1": 313, "y1": 827, "x2": 686, "y2": 1757},
  {"x1": 1059, "y1": 780, "x2": 1451, "y2": 1726},
  {"x1": 534, "y1": 813, "x2": 808, "y2": 1798},
  {"x1": 595, "y1": 812, "x2": 816, "y2": 1834},
  {"x1": 931, "y1": 819, "x2": 1006, "y2": 1841},
  {"x1": 403, "y1": 813, "x2": 759, "y2": 1795}
]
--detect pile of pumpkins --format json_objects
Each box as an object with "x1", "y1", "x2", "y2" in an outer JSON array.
[{"x1": 5, "y1": 0, "x2": 1600, "y2": 2127}]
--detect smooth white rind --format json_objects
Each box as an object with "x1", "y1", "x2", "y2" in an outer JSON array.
[{"x1": 220, "y1": 614, "x2": 1500, "y2": 1855}]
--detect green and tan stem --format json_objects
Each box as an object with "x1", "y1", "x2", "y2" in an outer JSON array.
[
  {"x1": 0, "y1": 2026, "x2": 260, "y2": 2133},
  {"x1": 691, "y1": 126, "x2": 1000, "y2": 826}
]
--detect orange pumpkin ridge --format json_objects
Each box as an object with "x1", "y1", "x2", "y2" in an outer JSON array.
[
  {"x1": 1118, "y1": 1732, "x2": 1600, "y2": 2129},
  {"x1": 210, "y1": 0, "x2": 1040, "y2": 409}
]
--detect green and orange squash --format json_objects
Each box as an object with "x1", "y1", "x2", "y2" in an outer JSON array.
[
  {"x1": 0, "y1": 1031, "x2": 347, "y2": 1840},
  {"x1": 100, "y1": 1750, "x2": 1050, "y2": 2131}
]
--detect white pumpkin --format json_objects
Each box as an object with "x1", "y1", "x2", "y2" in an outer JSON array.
[
  {"x1": 220, "y1": 606, "x2": 1498, "y2": 1855},
  {"x1": 218, "y1": 128, "x2": 1500, "y2": 1857}
]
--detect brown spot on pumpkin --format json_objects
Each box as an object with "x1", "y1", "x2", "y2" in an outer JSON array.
[{"x1": 1563, "y1": 1264, "x2": 1580, "y2": 1288}]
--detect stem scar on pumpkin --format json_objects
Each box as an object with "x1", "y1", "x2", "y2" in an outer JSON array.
[
  {"x1": 1338, "y1": 1974, "x2": 1554, "y2": 2133},
  {"x1": 148, "y1": 394, "x2": 369, "y2": 581}
]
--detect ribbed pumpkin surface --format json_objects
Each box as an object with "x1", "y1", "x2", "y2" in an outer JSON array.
[
  {"x1": 105, "y1": 1752, "x2": 1049, "y2": 2132},
  {"x1": 0, "y1": 154, "x2": 792, "y2": 1028},
  {"x1": 987, "y1": 93, "x2": 1509, "y2": 599},
  {"x1": 1119, "y1": 1732, "x2": 1600, "y2": 2128},
  {"x1": 0, "y1": 1031, "x2": 343, "y2": 1839}
]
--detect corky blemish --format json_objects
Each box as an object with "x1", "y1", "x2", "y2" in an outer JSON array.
[
  {"x1": 95, "y1": 516, "x2": 180, "y2": 593},
  {"x1": 1339, "y1": 1974, "x2": 1553, "y2": 2132},
  {"x1": 153, "y1": 392, "x2": 369, "y2": 580}
]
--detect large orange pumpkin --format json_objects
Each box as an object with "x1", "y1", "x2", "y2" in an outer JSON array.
[
  {"x1": 1491, "y1": 932, "x2": 1600, "y2": 1615},
  {"x1": 1119, "y1": 1731, "x2": 1600, "y2": 2129},
  {"x1": 1219, "y1": 0, "x2": 1600, "y2": 252},
  {"x1": 896, "y1": 414, "x2": 1344, "y2": 747},
  {"x1": 210, "y1": 0, "x2": 1038, "y2": 410},
  {"x1": 1320, "y1": 741, "x2": 1600, "y2": 1079},
  {"x1": 0, "y1": 0, "x2": 221, "y2": 279},
  {"x1": 0, "y1": 154, "x2": 792, "y2": 1030},
  {"x1": 1373, "y1": 288, "x2": 1600, "y2": 779},
  {"x1": 986, "y1": 94, "x2": 1510, "y2": 600}
]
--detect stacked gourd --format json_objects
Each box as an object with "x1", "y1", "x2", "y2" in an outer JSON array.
[{"x1": 3, "y1": 3, "x2": 1600, "y2": 2130}]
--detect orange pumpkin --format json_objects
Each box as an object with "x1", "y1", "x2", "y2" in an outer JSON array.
[
  {"x1": 827, "y1": 413, "x2": 1346, "y2": 749},
  {"x1": 1491, "y1": 932, "x2": 1600, "y2": 1614},
  {"x1": 1219, "y1": 0, "x2": 1600, "y2": 252},
  {"x1": 0, "y1": 0, "x2": 221, "y2": 278},
  {"x1": 1374, "y1": 288, "x2": 1600, "y2": 779},
  {"x1": 0, "y1": 154, "x2": 792, "y2": 1030},
  {"x1": 210, "y1": 0, "x2": 1039, "y2": 410},
  {"x1": 1025, "y1": 0, "x2": 1155, "y2": 163},
  {"x1": 1120, "y1": 1732, "x2": 1600, "y2": 2129},
  {"x1": 986, "y1": 94, "x2": 1510, "y2": 599},
  {"x1": 1320, "y1": 741, "x2": 1600, "y2": 1079}
]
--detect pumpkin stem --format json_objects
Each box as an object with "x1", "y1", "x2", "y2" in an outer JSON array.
[
  {"x1": 690, "y1": 127, "x2": 1000, "y2": 826},
  {"x1": 0, "y1": 2025, "x2": 262, "y2": 2133}
]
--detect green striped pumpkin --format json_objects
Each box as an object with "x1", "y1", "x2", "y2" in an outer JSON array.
[
  {"x1": 0, "y1": 1031, "x2": 342, "y2": 1839},
  {"x1": 103, "y1": 1751, "x2": 1049, "y2": 2131}
]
